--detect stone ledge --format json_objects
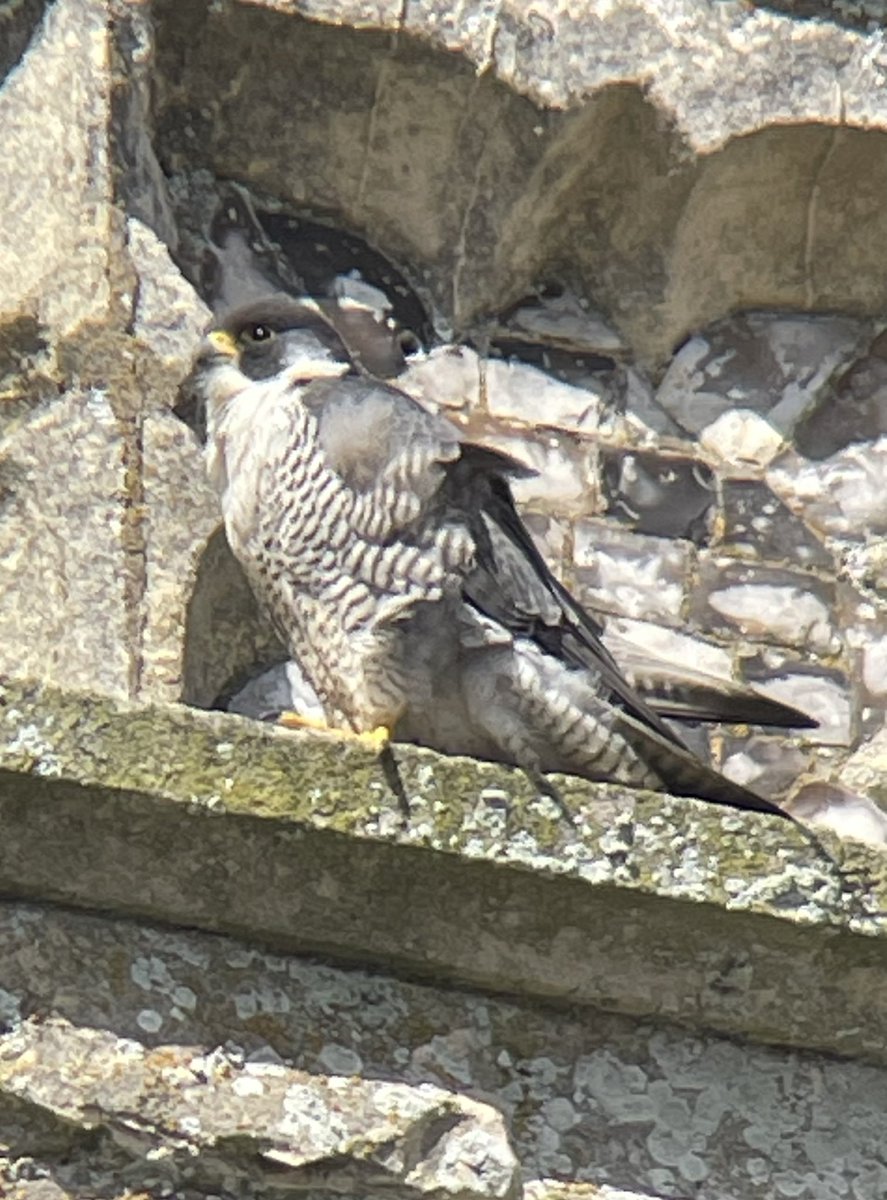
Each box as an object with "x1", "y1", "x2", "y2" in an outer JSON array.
[{"x1": 0, "y1": 674, "x2": 885, "y2": 1065}]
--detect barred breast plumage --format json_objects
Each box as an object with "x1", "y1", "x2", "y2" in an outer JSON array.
[{"x1": 189, "y1": 293, "x2": 808, "y2": 819}]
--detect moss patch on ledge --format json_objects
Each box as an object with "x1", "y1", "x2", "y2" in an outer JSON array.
[{"x1": 0, "y1": 674, "x2": 885, "y2": 1065}]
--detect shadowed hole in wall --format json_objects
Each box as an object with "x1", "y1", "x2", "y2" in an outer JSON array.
[
  {"x1": 0, "y1": 0, "x2": 49, "y2": 82},
  {"x1": 181, "y1": 527, "x2": 285, "y2": 714}
]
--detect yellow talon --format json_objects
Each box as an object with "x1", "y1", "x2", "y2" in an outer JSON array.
[
  {"x1": 278, "y1": 712, "x2": 390, "y2": 753},
  {"x1": 357, "y1": 725, "x2": 391, "y2": 753},
  {"x1": 278, "y1": 712, "x2": 335, "y2": 733}
]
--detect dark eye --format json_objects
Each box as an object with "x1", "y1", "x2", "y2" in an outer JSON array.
[
  {"x1": 398, "y1": 328, "x2": 422, "y2": 355},
  {"x1": 243, "y1": 323, "x2": 274, "y2": 344}
]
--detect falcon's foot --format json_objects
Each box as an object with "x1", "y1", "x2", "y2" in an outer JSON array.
[
  {"x1": 357, "y1": 725, "x2": 392, "y2": 752},
  {"x1": 278, "y1": 711, "x2": 391, "y2": 753},
  {"x1": 279, "y1": 713, "x2": 407, "y2": 821}
]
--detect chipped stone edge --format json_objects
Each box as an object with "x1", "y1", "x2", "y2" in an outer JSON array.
[
  {"x1": 246, "y1": 0, "x2": 887, "y2": 151},
  {"x1": 1, "y1": 674, "x2": 886, "y2": 1065}
]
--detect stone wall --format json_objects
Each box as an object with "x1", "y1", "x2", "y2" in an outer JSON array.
[{"x1": 1, "y1": 2, "x2": 887, "y2": 1197}]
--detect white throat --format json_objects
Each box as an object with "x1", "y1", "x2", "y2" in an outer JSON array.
[{"x1": 201, "y1": 356, "x2": 349, "y2": 553}]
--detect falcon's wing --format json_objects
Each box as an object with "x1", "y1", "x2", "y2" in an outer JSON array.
[
  {"x1": 438, "y1": 448, "x2": 796, "y2": 816},
  {"x1": 604, "y1": 632, "x2": 816, "y2": 728},
  {"x1": 448, "y1": 447, "x2": 813, "y2": 730},
  {"x1": 441, "y1": 446, "x2": 687, "y2": 740},
  {"x1": 298, "y1": 375, "x2": 792, "y2": 815},
  {"x1": 301, "y1": 374, "x2": 463, "y2": 498}
]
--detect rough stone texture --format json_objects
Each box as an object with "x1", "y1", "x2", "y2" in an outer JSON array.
[
  {"x1": 2, "y1": 902, "x2": 887, "y2": 1200},
  {"x1": 721, "y1": 733, "x2": 817, "y2": 801},
  {"x1": 767, "y1": 439, "x2": 887, "y2": 537},
  {"x1": 599, "y1": 449, "x2": 716, "y2": 544},
  {"x1": 0, "y1": 1017, "x2": 520, "y2": 1199},
  {"x1": 126, "y1": 217, "x2": 211, "y2": 387},
  {"x1": 698, "y1": 408, "x2": 788, "y2": 469},
  {"x1": 573, "y1": 523, "x2": 692, "y2": 626},
  {"x1": 693, "y1": 558, "x2": 840, "y2": 657},
  {"x1": 0, "y1": 392, "x2": 133, "y2": 696},
  {"x1": 739, "y1": 659, "x2": 853, "y2": 747},
  {"x1": 139, "y1": 412, "x2": 225, "y2": 705},
  {"x1": 466, "y1": 422, "x2": 596, "y2": 513},
  {"x1": 656, "y1": 313, "x2": 869, "y2": 438},
  {"x1": 484, "y1": 356, "x2": 603, "y2": 434},
  {"x1": 491, "y1": 292, "x2": 629, "y2": 357},
  {"x1": 4, "y1": 2, "x2": 887, "y2": 1196},
  {"x1": 400, "y1": 344, "x2": 483, "y2": 412},
  {"x1": 719, "y1": 478, "x2": 834, "y2": 571},
  {"x1": 0, "y1": 0, "x2": 114, "y2": 334},
  {"x1": 795, "y1": 326, "x2": 887, "y2": 459},
  {"x1": 790, "y1": 780, "x2": 887, "y2": 848}
]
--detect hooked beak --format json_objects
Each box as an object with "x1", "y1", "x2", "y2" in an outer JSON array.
[
  {"x1": 176, "y1": 329, "x2": 240, "y2": 443},
  {"x1": 205, "y1": 329, "x2": 238, "y2": 359}
]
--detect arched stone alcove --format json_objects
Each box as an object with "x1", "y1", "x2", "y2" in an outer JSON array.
[{"x1": 145, "y1": 1, "x2": 887, "y2": 365}]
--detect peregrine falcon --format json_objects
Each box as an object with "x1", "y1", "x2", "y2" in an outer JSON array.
[{"x1": 191, "y1": 294, "x2": 798, "y2": 818}]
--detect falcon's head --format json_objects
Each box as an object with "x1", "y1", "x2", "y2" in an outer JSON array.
[
  {"x1": 180, "y1": 293, "x2": 414, "y2": 439},
  {"x1": 199, "y1": 295, "x2": 356, "y2": 383}
]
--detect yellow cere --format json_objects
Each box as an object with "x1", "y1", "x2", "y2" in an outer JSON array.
[{"x1": 207, "y1": 329, "x2": 239, "y2": 357}]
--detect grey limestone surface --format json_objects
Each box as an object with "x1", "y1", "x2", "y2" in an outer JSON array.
[{"x1": 1, "y1": 900, "x2": 887, "y2": 1200}]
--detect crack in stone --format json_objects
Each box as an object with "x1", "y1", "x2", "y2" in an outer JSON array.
[
  {"x1": 355, "y1": 54, "x2": 392, "y2": 216},
  {"x1": 451, "y1": 73, "x2": 492, "y2": 327},
  {"x1": 396, "y1": 0, "x2": 409, "y2": 36},
  {"x1": 120, "y1": 406, "x2": 148, "y2": 702},
  {"x1": 803, "y1": 84, "x2": 846, "y2": 310},
  {"x1": 477, "y1": 0, "x2": 505, "y2": 75}
]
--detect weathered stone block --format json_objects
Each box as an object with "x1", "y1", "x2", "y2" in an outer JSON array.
[
  {"x1": 0, "y1": 1016, "x2": 520, "y2": 1199},
  {"x1": 0, "y1": 676, "x2": 885, "y2": 1067},
  {"x1": 767, "y1": 440, "x2": 887, "y2": 538},
  {"x1": 600, "y1": 448, "x2": 716, "y2": 544},
  {"x1": 693, "y1": 557, "x2": 839, "y2": 656},
  {"x1": 720, "y1": 478, "x2": 833, "y2": 570},
  {"x1": 0, "y1": 392, "x2": 133, "y2": 696},
  {"x1": 721, "y1": 733, "x2": 814, "y2": 800},
  {"x1": 741, "y1": 656, "x2": 853, "y2": 747},
  {"x1": 656, "y1": 312, "x2": 867, "y2": 437},
  {"x1": 473, "y1": 423, "x2": 596, "y2": 514},
  {"x1": 140, "y1": 412, "x2": 222, "y2": 705},
  {"x1": 484, "y1": 356, "x2": 602, "y2": 434},
  {"x1": 795, "y1": 327, "x2": 887, "y2": 460},
  {"x1": 3, "y1": 897, "x2": 887, "y2": 1200},
  {"x1": 574, "y1": 522, "x2": 692, "y2": 625},
  {"x1": 0, "y1": 0, "x2": 114, "y2": 333}
]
